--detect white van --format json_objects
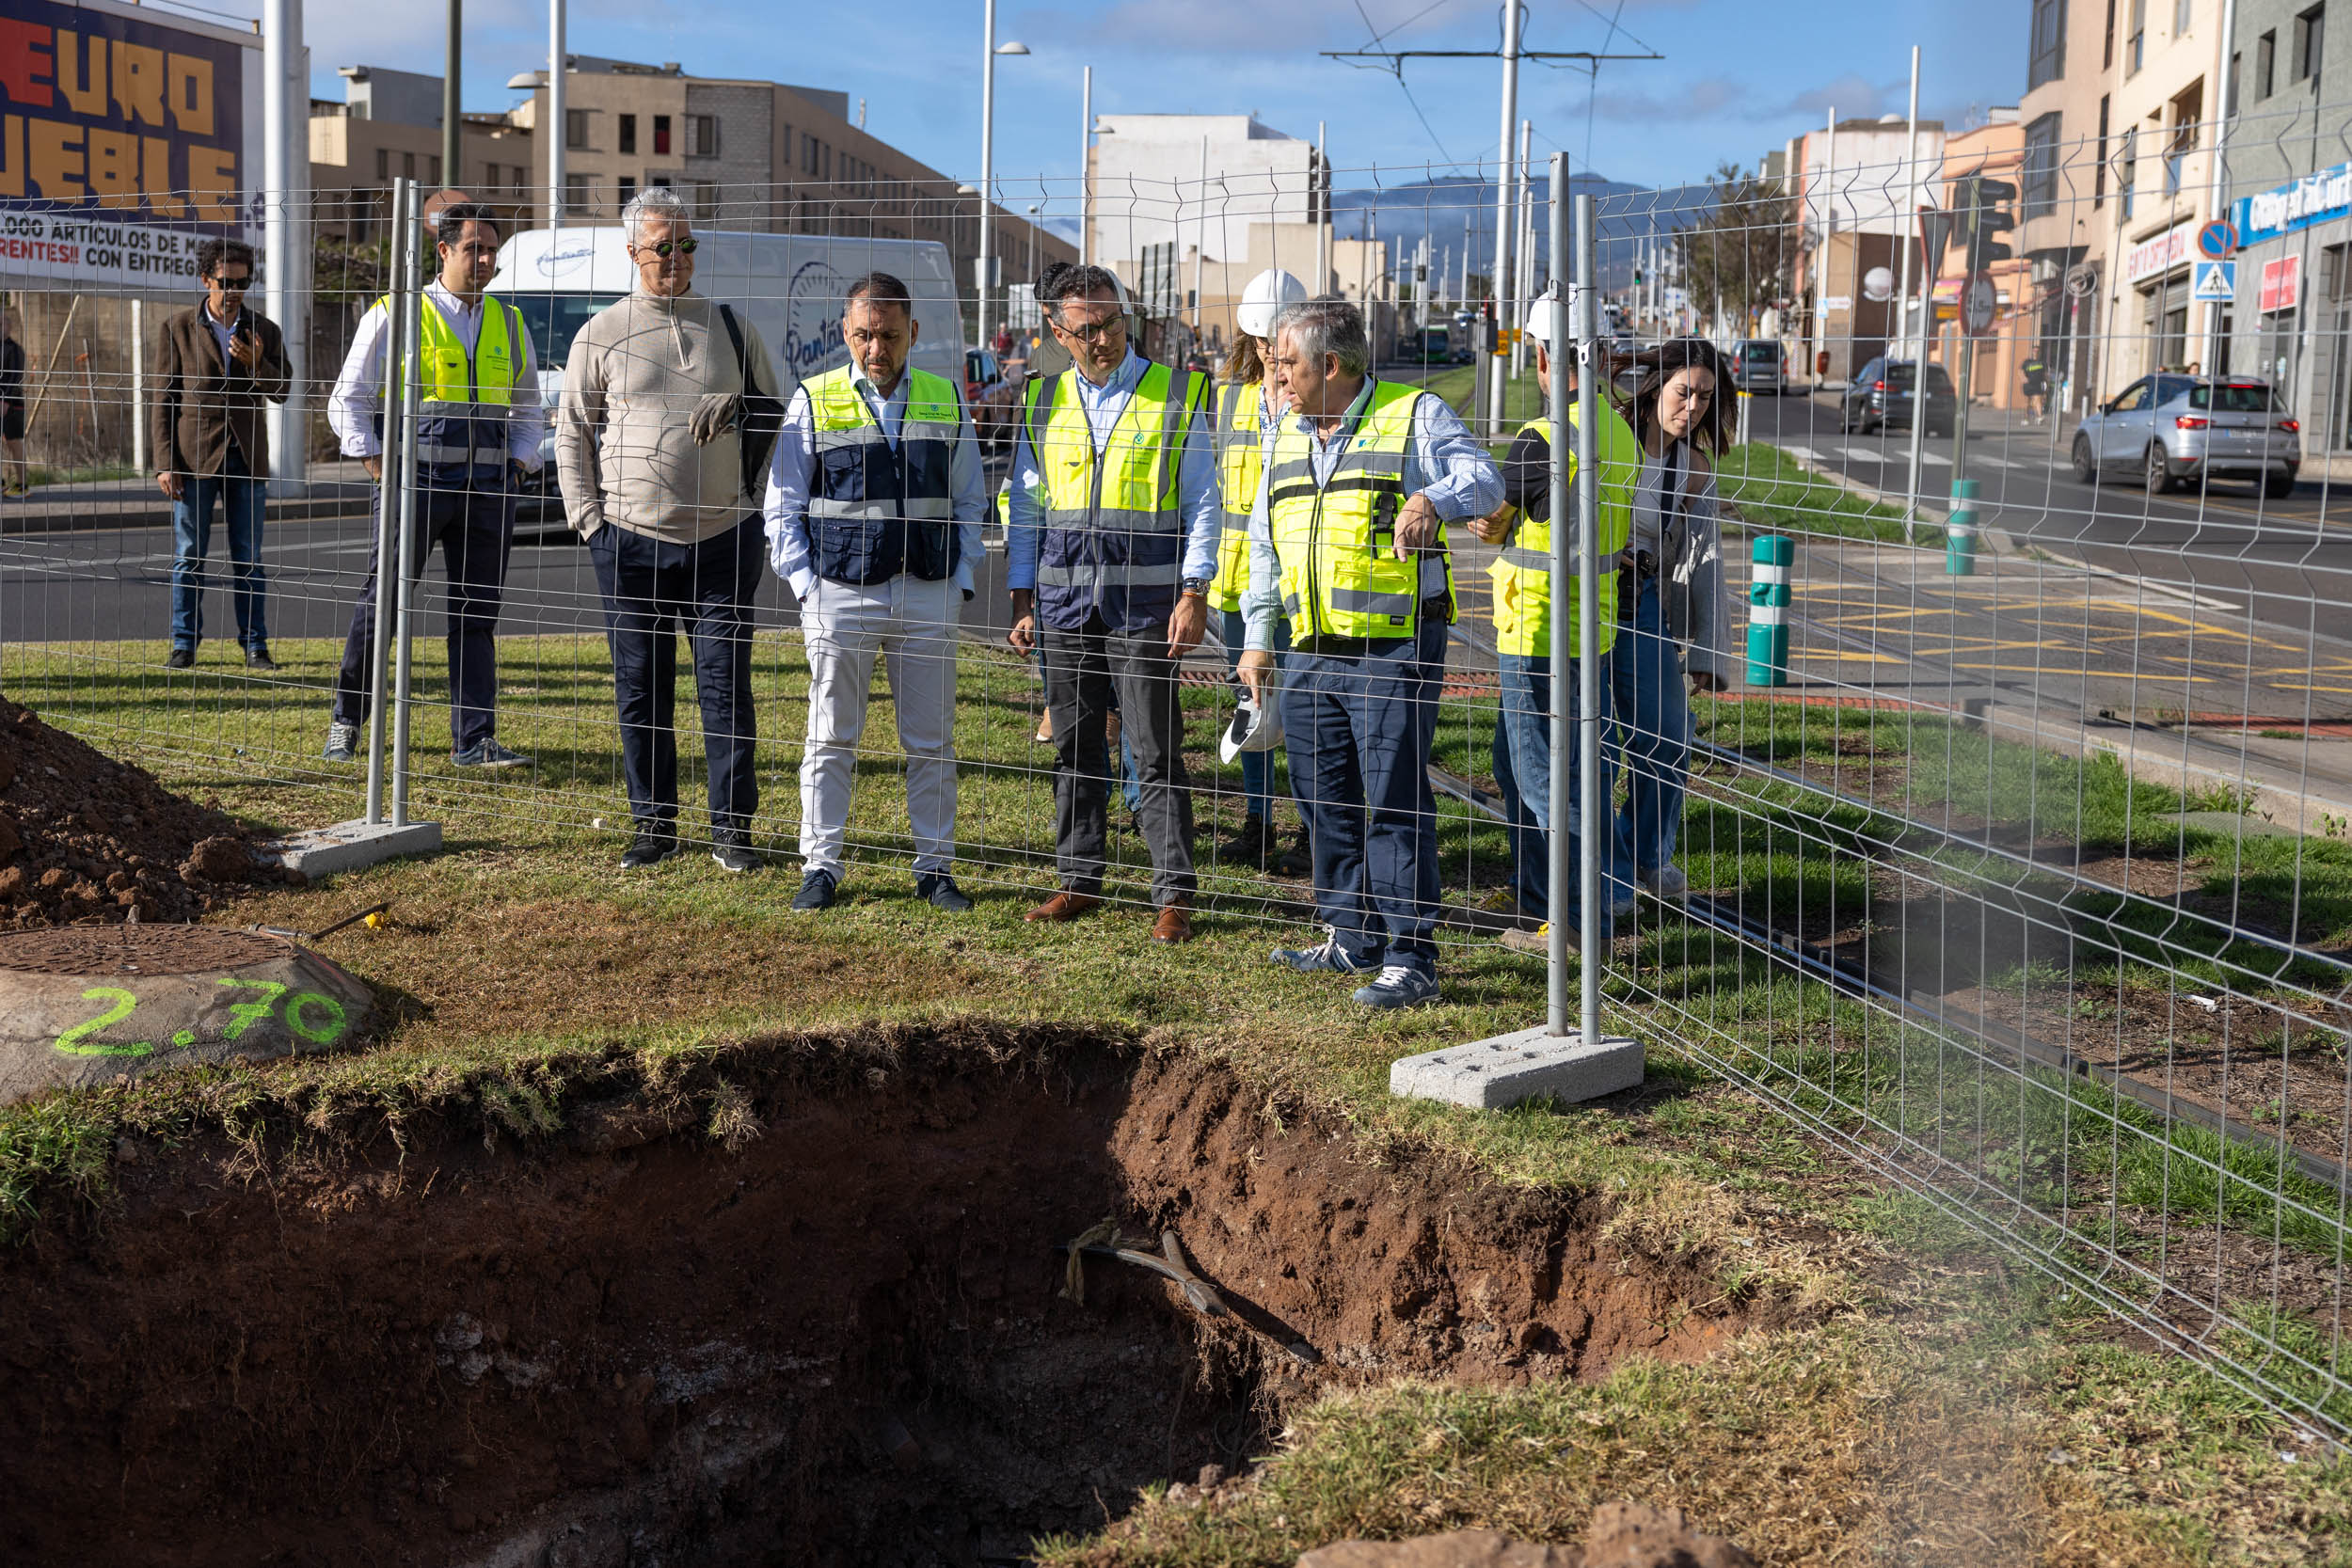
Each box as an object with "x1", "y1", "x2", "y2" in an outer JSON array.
[{"x1": 486, "y1": 226, "x2": 967, "y2": 502}]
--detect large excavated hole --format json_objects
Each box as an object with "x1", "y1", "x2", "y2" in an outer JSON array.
[{"x1": 0, "y1": 1034, "x2": 1759, "y2": 1567}]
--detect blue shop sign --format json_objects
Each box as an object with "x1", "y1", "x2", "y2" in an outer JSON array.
[{"x1": 2235, "y1": 161, "x2": 2352, "y2": 246}]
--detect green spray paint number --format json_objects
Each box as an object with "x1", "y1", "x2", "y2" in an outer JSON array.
[
  {"x1": 216, "y1": 978, "x2": 289, "y2": 1039},
  {"x1": 283, "y1": 991, "x2": 347, "y2": 1045},
  {"x1": 53, "y1": 989, "x2": 154, "y2": 1057}
]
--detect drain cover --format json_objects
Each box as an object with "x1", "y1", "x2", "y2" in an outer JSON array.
[{"x1": 0, "y1": 925, "x2": 375, "y2": 1106}]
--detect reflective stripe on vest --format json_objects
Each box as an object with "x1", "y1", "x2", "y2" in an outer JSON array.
[
  {"x1": 1264, "y1": 379, "x2": 1451, "y2": 641},
  {"x1": 1207, "y1": 377, "x2": 1266, "y2": 612},
  {"x1": 381, "y1": 293, "x2": 519, "y2": 470},
  {"x1": 803, "y1": 363, "x2": 963, "y2": 583},
  {"x1": 1487, "y1": 400, "x2": 1641, "y2": 659}
]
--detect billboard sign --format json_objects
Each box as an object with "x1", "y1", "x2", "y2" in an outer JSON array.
[{"x1": 0, "y1": 0, "x2": 262, "y2": 291}]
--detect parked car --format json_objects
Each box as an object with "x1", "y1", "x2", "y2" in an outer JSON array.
[
  {"x1": 965, "y1": 347, "x2": 1025, "y2": 455},
  {"x1": 2070, "y1": 375, "x2": 2300, "y2": 498},
  {"x1": 1838, "y1": 357, "x2": 1956, "y2": 436},
  {"x1": 1731, "y1": 339, "x2": 1786, "y2": 394}
]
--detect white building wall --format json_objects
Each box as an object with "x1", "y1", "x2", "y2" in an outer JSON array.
[{"x1": 1090, "y1": 114, "x2": 1317, "y2": 271}]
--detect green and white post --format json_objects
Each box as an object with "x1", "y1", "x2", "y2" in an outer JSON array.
[
  {"x1": 1947, "y1": 478, "x2": 1980, "y2": 576},
  {"x1": 1745, "y1": 534, "x2": 1793, "y2": 687}
]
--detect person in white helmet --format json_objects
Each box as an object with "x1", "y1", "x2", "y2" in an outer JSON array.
[{"x1": 1204, "y1": 267, "x2": 1311, "y2": 875}]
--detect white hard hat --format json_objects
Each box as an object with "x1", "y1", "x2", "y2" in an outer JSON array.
[
  {"x1": 1236, "y1": 269, "x2": 1309, "y2": 339},
  {"x1": 1219, "y1": 688, "x2": 1284, "y2": 765},
  {"x1": 1524, "y1": 285, "x2": 1562, "y2": 348}
]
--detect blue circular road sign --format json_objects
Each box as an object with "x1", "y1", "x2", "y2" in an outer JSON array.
[{"x1": 2198, "y1": 219, "x2": 2240, "y2": 259}]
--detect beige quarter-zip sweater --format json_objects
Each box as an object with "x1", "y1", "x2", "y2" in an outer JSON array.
[{"x1": 556, "y1": 289, "x2": 777, "y2": 544}]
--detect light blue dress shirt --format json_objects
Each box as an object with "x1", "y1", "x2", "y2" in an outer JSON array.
[
  {"x1": 1003, "y1": 346, "x2": 1220, "y2": 594},
  {"x1": 762, "y1": 366, "x2": 987, "y2": 601},
  {"x1": 1240, "y1": 378, "x2": 1502, "y2": 650}
]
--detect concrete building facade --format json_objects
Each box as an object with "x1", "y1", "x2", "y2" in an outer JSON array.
[
  {"x1": 1785, "y1": 115, "x2": 1947, "y2": 383},
  {"x1": 2014, "y1": 0, "x2": 2122, "y2": 415},
  {"x1": 1087, "y1": 114, "x2": 1327, "y2": 284}
]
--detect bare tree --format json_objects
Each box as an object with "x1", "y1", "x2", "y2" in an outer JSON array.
[{"x1": 1672, "y1": 161, "x2": 1794, "y2": 339}]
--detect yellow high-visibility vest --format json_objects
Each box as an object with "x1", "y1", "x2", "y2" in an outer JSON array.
[
  {"x1": 1264, "y1": 379, "x2": 1453, "y2": 641},
  {"x1": 378, "y1": 291, "x2": 520, "y2": 471},
  {"x1": 1488, "y1": 400, "x2": 1641, "y2": 659},
  {"x1": 1206, "y1": 377, "x2": 1266, "y2": 613},
  {"x1": 1020, "y1": 359, "x2": 1205, "y2": 626}
]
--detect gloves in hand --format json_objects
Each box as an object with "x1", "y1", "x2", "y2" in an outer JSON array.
[{"x1": 690, "y1": 392, "x2": 743, "y2": 447}]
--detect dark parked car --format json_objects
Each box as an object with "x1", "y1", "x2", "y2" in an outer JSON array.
[
  {"x1": 1839, "y1": 357, "x2": 1956, "y2": 436},
  {"x1": 1731, "y1": 339, "x2": 1786, "y2": 394}
]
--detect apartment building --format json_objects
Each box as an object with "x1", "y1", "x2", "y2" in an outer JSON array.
[
  {"x1": 1785, "y1": 115, "x2": 1947, "y2": 384},
  {"x1": 1926, "y1": 114, "x2": 2040, "y2": 410},
  {"x1": 309, "y1": 65, "x2": 537, "y2": 237},
  {"x1": 2016, "y1": 0, "x2": 2121, "y2": 413},
  {"x1": 2091, "y1": 0, "x2": 2228, "y2": 395},
  {"x1": 1087, "y1": 114, "x2": 1328, "y2": 282},
  {"x1": 2223, "y1": 0, "x2": 2350, "y2": 466}
]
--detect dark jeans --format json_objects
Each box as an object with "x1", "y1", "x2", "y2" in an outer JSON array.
[
  {"x1": 1495, "y1": 650, "x2": 1615, "y2": 926},
  {"x1": 1039, "y1": 610, "x2": 1195, "y2": 906},
  {"x1": 168, "y1": 449, "x2": 266, "y2": 649},
  {"x1": 1280, "y1": 618, "x2": 1448, "y2": 970},
  {"x1": 333, "y1": 484, "x2": 514, "y2": 751},
  {"x1": 590, "y1": 519, "x2": 763, "y2": 834}
]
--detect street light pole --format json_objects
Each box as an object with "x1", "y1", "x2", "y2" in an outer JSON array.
[
  {"x1": 1489, "y1": 0, "x2": 1520, "y2": 424},
  {"x1": 548, "y1": 0, "x2": 565, "y2": 227},
  {"x1": 443, "y1": 0, "x2": 462, "y2": 189},
  {"x1": 1079, "y1": 66, "x2": 1093, "y2": 267},
  {"x1": 979, "y1": 0, "x2": 997, "y2": 350}
]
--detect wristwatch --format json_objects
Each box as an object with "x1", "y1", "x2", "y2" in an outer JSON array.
[{"x1": 1180, "y1": 576, "x2": 1211, "y2": 599}]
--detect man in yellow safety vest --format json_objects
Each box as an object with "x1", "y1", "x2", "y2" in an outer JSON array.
[
  {"x1": 325, "y1": 201, "x2": 541, "y2": 768},
  {"x1": 1236, "y1": 299, "x2": 1502, "y2": 1008}
]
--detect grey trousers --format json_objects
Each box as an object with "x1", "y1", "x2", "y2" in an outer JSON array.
[{"x1": 1039, "y1": 612, "x2": 1196, "y2": 906}]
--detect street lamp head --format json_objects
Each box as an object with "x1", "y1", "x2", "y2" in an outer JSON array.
[
  {"x1": 995, "y1": 41, "x2": 1031, "y2": 55},
  {"x1": 956, "y1": 184, "x2": 980, "y2": 197}
]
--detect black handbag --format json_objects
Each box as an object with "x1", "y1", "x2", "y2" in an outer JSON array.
[{"x1": 714, "y1": 303, "x2": 786, "y2": 503}]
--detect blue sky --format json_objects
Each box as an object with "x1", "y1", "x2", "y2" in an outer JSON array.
[{"x1": 243, "y1": 0, "x2": 2032, "y2": 192}]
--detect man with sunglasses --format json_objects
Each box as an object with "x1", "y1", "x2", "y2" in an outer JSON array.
[
  {"x1": 151, "y1": 237, "x2": 292, "y2": 670},
  {"x1": 1005, "y1": 261, "x2": 1219, "y2": 943},
  {"x1": 326, "y1": 200, "x2": 542, "y2": 768},
  {"x1": 559, "y1": 188, "x2": 783, "y2": 872}
]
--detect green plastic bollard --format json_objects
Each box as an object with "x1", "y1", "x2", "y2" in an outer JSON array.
[
  {"x1": 1947, "y1": 478, "x2": 1979, "y2": 577},
  {"x1": 1745, "y1": 533, "x2": 1792, "y2": 688}
]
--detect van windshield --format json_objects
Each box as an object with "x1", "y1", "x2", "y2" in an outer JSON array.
[
  {"x1": 1740, "y1": 342, "x2": 1781, "y2": 361},
  {"x1": 511, "y1": 293, "x2": 626, "y2": 372}
]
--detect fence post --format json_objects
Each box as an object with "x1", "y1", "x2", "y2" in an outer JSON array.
[
  {"x1": 363, "y1": 178, "x2": 415, "y2": 827},
  {"x1": 1571, "y1": 191, "x2": 1605, "y2": 1052},
  {"x1": 1543, "y1": 159, "x2": 1573, "y2": 1037},
  {"x1": 1746, "y1": 534, "x2": 1792, "y2": 688},
  {"x1": 389, "y1": 189, "x2": 426, "y2": 825}
]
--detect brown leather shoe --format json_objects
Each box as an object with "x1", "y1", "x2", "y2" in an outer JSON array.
[
  {"x1": 1150, "y1": 900, "x2": 1194, "y2": 943},
  {"x1": 1025, "y1": 890, "x2": 1102, "y2": 923}
]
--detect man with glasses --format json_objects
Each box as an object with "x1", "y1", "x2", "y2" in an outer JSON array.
[
  {"x1": 326, "y1": 201, "x2": 542, "y2": 768},
  {"x1": 1005, "y1": 262, "x2": 1218, "y2": 943},
  {"x1": 151, "y1": 238, "x2": 292, "y2": 670},
  {"x1": 558, "y1": 187, "x2": 782, "y2": 872}
]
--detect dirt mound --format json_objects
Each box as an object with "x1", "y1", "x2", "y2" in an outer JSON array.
[
  {"x1": 0, "y1": 1032, "x2": 1776, "y2": 1567},
  {"x1": 1299, "y1": 1504, "x2": 1757, "y2": 1567},
  {"x1": 0, "y1": 697, "x2": 292, "y2": 927}
]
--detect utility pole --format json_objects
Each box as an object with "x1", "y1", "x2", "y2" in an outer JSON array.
[
  {"x1": 1512, "y1": 116, "x2": 1533, "y2": 376},
  {"x1": 548, "y1": 0, "x2": 565, "y2": 227},
  {"x1": 979, "y1": 0, "x2": 998, "y2": 348},
  {"x1": 1900, "y1": 49, "x2": 1929, "y2": 519},
  {"x1": 443, "y1": 0, "x2": 461, "y2": 189},
  {"x1": 1079, "y1": 66, "x2": 1092, "y2": 266},
  {"x1": 1488, "y1": 0, "x2": 1520, "y2": 423},
  {"x1": 262, "y1": 0, "x2": 306, "y2": 488},
  {"x1": 1315, "y1": 120, "x2": 1328, "y2": 293}
]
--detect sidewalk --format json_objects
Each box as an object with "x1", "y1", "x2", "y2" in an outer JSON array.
[{"x1": 0, "y1": 459, "x2": 383, "y2": 536}]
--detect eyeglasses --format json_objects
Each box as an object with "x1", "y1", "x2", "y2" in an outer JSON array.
[
  {"x1": 213, "y1": 277, "x2": 251, "y2": 291},
  {"x1": 633, "y1": 237, "x2": 698, "y2": 258},
  {"x1": 1054, "y1": 312, "x2": 1126, "y2": 343}
]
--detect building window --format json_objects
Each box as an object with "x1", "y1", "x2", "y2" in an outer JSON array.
[
  {"x1": 2023, "y1": 113, "x2": 2062, "y2": 216},
  {"x1": 2127, "y1": 0, "x2": 2145, "y2": 72},
  {"x1": 485, "y1": 162, "x2": 499, "y2": 188},
  {"x1": 654, "y1": 115, "x2": 673, "y2": 156},
  {"x1": 2094, "y1": 95, "x2": 2109, "y2": 205},
  {"x1": 564, "y1": 171, "x2": 591, "y2": 214},
  {"x1": 2104, "y1": 0, "x2": 2117, "y2": 66},
  {"x1": 618, "y1": 176, "x2": 638, "y2": 206},
  {"x1": 2165, "y1": 82, "x2": 2201, "y2": 195},
  {"x1": 2119, "y1": 125, "x2": 2137, "y2": 218},
  {"x1": 428, "y1": 155, "x2": 440, "y2": 184},
  {"x1": 691, "y1": 181, "x2": 718, "y2": 221},
  {"x1": 375, "y1": 148, "x2": 389, "y2": 181},
  {"x1": 2173, "y1": 0, "x2": 2191, "y2": 36},
  {"x1": 2030, "y1": 0, "x2": 2068, "y2": 87},
  {"x1": 687, "y1": 116, "x2": 719, "y2": 157},
  {"x1": 619, "y1": 114, "x2": 637, "y2": 155},
  {"x1": 2228, "y1": 51, "x2": 2241, "y2": 117},
  {"x1": 565, "y1": 108, "x2": 589, "y2": 150},
  {"x1": 2259, "y1": 30, "x2": 2278, "y2": 95},
  {"x1": 402, "y1": 150, "x2": 416, "y2": 180},
  {"x1": 2294, "y1": 4, "x2": 2326, "y2": 80}
]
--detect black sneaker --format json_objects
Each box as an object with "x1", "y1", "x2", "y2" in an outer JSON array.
[
  {"x1": 791, "y1": 868, "x2": 838, "y2": 911},
  {"x1": 620, "y1": 826, "x2": 681, "y2": 868},
  {"x1": 709, "y1": 830, "x2": 762, "y2": 874},
  {"x1": 915, "y1": 873, "x2": 974, "y2": 911},
  {"x1": 166, "y1": 645, "x2": 196, "y2": 670},
  {"x1": 1216, "y1": 815, "x2": 1276, "y2": 865},
  {"x1": 245, "y1": 643, "x2": 278, "y2": 671},
  {"x1": 1274, "y1": 829, "x2": 1312, "y2": 879}
]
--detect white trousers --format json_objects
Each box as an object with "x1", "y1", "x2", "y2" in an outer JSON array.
[{"x1": 798, "y1": 574, "x2": 961, "y2": 878}]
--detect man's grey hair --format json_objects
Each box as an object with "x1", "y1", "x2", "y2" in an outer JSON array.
[
  {"x1": 622, "y1": 184, "x2": 691, "y2": 244},
  {"x1": 1274, "y1": 298, "x2": 1370, "y2": 379}
]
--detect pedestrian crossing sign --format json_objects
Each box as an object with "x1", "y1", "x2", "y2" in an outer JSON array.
[{"x1": 2191, "y1": 260, "x2": 2237, "y2": 303}]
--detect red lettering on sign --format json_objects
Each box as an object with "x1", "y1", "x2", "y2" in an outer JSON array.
[{"x1": 0, "y1": 19, "x2": 54, "y2": 109}]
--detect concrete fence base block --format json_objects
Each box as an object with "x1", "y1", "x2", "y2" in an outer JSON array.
[
  {"x1": 1390, "y1": 1026, "x2": 1645, "y2": 1110},
  {"x1": 264, "y1": 819, "x2": 444, "y2": 879}
]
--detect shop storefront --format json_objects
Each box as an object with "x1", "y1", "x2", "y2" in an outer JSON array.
[
  {"x1": 2232, "y1": 162, "x2": 2352, "y2": 464},
  {"x1": 2119, "y1": 218, "x2": 2201, "y2": 392}
]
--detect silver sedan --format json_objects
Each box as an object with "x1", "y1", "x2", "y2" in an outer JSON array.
[{"x1": 2071, "y1": 374, "x2": 2302, "y2": 498}]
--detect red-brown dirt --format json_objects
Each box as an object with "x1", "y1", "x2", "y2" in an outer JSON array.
[
  {"x1": 0, "y1": 1031, "x2": 1768, "y2": 1568},
  {"x1": 0, "y1": 697, "x2": 290, "y2": 927}
]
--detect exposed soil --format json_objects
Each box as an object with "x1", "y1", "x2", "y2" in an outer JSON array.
[
  {"x1": 0, "y1": 1031, "x2": 1768, "y2": 1568},
  {"x1": 0, "y1": 697, "x2": 290, "y2": 927}
]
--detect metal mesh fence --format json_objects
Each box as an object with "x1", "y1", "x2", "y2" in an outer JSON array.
[{"x1": 1, "y1": 104, "x2": 2347, "y2": 1446}]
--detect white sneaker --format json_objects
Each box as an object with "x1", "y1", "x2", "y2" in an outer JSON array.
[{"x1": 1642, "y1": 864, "x2": 1689, "y2": 902}]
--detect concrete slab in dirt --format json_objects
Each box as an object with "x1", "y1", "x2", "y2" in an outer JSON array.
[
  {"x1": 2165, "y1": 810, "x2": 2305, "y2": 840},
  {"x1": 0, "y1": 925, "x2": 375, "y2": 1105},
  {"x1": 265, "y1": 818, "x2": 443, "y2": 879},
  {"x1": 1390, "y1": 1027, "x2": 1644, "y2": 1110}
]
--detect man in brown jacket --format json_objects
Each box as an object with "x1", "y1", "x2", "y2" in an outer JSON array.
[{"x1": 151, "y1": 237, "x2": 292, "y2": 670}]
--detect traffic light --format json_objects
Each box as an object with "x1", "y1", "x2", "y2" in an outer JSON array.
[{"x1": 1955, "y1": 175, "x2": 2017, "y2": 272}]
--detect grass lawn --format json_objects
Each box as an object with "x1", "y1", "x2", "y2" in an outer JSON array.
[{"x1": 2, "y1": 637, "x2": 2346, "y2": 1562}]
